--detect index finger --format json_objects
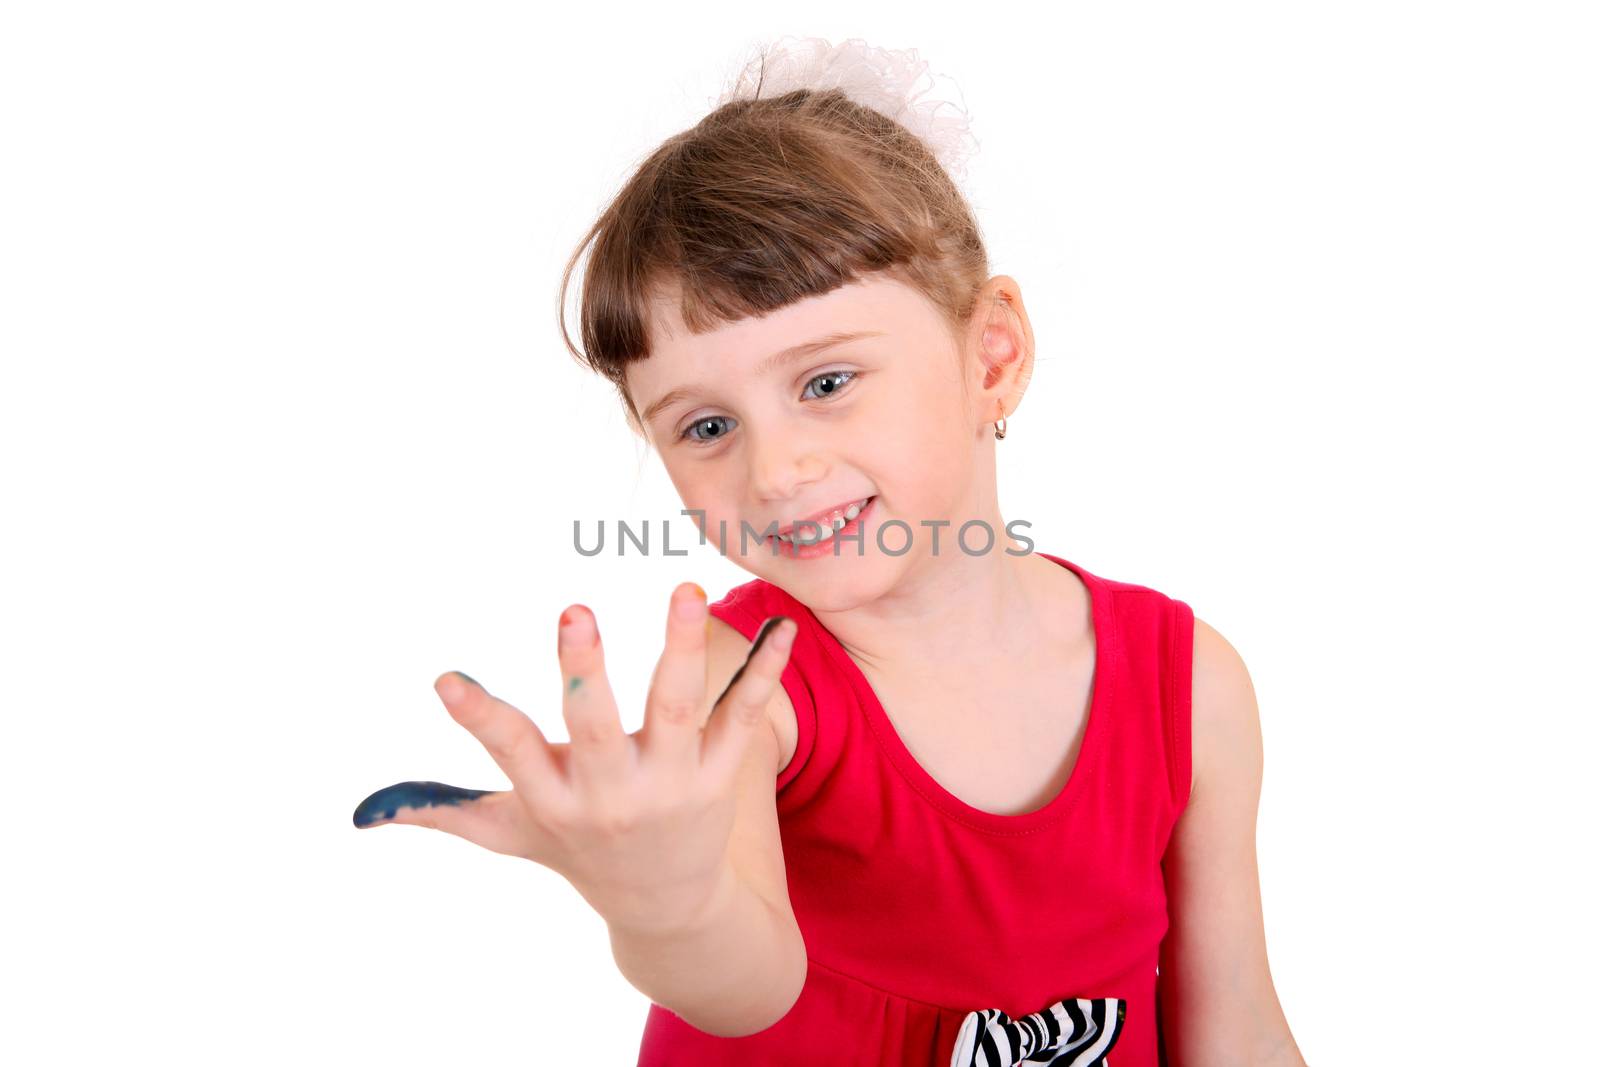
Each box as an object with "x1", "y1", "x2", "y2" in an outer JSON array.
[{"x1": 699, "y1": 616, "x2": 796, "y2": 786}]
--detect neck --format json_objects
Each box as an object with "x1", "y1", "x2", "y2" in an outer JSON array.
[{"x1": 808, "y1": 523, "x2": 1083, "y2": 685}]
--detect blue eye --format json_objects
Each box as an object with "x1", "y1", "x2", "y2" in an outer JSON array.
[
  {"x1": 682, "y1": 415, "x2": 736, "y2": 444},
  {"x1": 678, "y1": 371, "x2": 858, "y2": 446},
  {"x1": 802, "y1": 370, "x2": 857, "y2": 401}
]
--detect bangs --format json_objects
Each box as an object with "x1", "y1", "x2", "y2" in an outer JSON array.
[{"x1": 559, "y1": 88, "x2": 987, "y2": 431}]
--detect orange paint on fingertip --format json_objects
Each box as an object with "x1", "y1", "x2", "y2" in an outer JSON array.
[
  {"x1": 689, "y1": 582, "x2": 707, "y2": 601},
  {"x1": 559, "y1": 605, "x2": 589, "y2": 628}
]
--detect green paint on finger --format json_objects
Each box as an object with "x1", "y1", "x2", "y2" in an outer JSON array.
[{"x1": 568, "y1": 676, "x2": 583, "y2": 694}]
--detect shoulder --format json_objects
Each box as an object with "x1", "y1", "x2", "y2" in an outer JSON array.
[{"x1": 1189, "y1": 616, "x2": 1263, "y2": 796}]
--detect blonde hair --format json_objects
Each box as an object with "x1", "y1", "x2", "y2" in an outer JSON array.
[{"x1": 557, "y1": 37, "x2": 990, "y2": 433}]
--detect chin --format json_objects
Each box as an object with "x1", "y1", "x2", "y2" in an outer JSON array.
[{"x1": 757, "y1": 548, "x2": 908, "y2": 614}]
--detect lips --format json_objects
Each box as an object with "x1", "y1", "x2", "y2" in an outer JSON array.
[
  {"x1": 768, "y1": 495, "x2": 877, "y2": 559},
  {"x1": 771, "y1": 495, "x2": 875, "y2": 542}
]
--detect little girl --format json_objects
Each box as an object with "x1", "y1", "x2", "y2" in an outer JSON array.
[{"x1": 354, "y1": 37, "x2": 1305, "y2": 1067}]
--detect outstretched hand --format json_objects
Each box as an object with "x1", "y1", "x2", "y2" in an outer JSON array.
[{"x1": 352, "y1": 583, "x2": 796, "y2": 937}]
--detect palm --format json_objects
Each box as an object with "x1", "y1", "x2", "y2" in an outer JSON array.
[{"x1": 352, "y1": 583, "x2": 795, "y2": 935}]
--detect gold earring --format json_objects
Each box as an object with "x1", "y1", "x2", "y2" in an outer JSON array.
[{"x1": 994, "y1": 415, "x2": 1007, "y2": 440}]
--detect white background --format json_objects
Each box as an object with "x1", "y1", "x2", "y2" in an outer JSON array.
[{"x1": 3, "y1": 2, "x2": 1596, "y2": 1063}]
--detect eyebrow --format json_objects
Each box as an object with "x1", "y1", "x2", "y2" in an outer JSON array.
[{"x1": 639, "y1": 329, "x2": 885, "y2": 428}]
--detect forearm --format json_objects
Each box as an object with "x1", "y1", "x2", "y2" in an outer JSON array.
[{"x1": 607, "y1": 866, "x2": 807, "y2": 1038}]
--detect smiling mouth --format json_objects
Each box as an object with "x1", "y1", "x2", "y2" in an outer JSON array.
[{"x1": 770, "y1": 495, "x2": 876, "y2": 546}]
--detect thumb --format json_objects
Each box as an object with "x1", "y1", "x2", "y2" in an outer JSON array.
[{"x1": 352, "y1": 781, "x2": 527, "y2": 858}]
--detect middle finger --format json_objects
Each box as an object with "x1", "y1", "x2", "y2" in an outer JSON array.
[{"x1": 641, "y1": 582, "x2": 711, "y2": 768}]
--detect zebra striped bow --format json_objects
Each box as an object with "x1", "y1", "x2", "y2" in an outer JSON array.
[{"x1": 949, "y1": 997, "x2": 1126, "y2": 1067}]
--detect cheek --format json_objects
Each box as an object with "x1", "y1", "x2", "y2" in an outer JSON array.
[
  {"x1": 880, "y1": 381, "x2": 971, "y2": 460},
  {"x1": 859, "y1": 417, "x2": 971, "y2": 511},
  {"x1": 662, "y1": 464, "x2": 729, "y2": 521}
]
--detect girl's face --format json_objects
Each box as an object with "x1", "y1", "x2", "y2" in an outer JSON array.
[{"x1": 626, "y1": 271, "x2": 1023, "y2": 610}]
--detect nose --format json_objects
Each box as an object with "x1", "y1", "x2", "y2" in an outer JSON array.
[{"x1": 746, "y1": 422, "x2": 823, "y2": 504}]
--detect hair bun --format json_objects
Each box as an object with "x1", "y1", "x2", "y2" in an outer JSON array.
[{"x1": 717, "y1": 35, "x2": 981, "y2": 183}]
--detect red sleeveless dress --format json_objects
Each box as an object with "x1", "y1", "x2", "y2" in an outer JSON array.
[{"x1": 636, "y1": 553, "x2": 1195, "y2": 1066}]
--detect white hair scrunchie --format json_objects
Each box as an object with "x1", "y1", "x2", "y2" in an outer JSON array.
[{"x1": 716, "y1": 35, "x2": 981, "y2": 184}]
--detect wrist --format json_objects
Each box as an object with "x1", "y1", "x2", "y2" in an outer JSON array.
[{"x1": 605, "y1": 862, "x2": 741, "y2": 942}]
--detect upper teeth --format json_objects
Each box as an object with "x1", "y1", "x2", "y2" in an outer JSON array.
[{"x1": 776, "y1": 498, "x2": 871, "y2": 543}]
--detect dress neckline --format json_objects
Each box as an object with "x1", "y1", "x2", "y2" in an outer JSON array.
[{"x1": 778, "y1": 551, "x2": 1115, "y2": 835}]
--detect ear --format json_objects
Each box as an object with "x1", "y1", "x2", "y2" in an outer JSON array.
[{"x1": 964, "y1": 275, "x2": 1035, "y2": 431}]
